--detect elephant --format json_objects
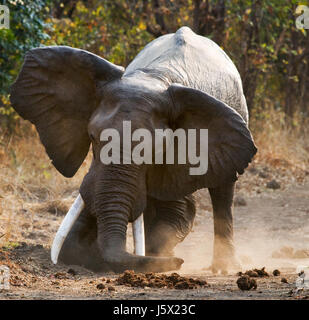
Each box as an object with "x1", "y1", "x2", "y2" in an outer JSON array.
[{"x1": 10, "y1": 26, "x2": 257, "y2": 274}]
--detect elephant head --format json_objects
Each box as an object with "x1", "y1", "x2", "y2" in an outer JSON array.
[{"x1": 10, "y1": 46, "x2": 257, "y2": 272}]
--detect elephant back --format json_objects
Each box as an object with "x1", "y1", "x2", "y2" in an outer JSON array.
[{"x1": 125, "y1": 26, "x2": 248, "y2": 123}]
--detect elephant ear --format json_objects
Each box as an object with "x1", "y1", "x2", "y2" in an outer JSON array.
[
  {"x1": 147, "y1": 84, "x2": 257, "y2": 200},
  {"x1": 10, "y1": 46, "x2": 124, "y2": 177}
]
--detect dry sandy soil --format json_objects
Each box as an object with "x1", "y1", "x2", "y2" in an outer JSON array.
[{"x1": 0, "y1": 167, "x2": 309, "y2": 300}]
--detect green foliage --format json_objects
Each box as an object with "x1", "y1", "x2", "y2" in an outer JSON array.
[
  {"x1": 45, "y1": 1, "x2": 153, "y2": 66},
  {"x1": 1, "y1": 241, "x2": 20, "y2": 251},
  {"x1": 221, "y1": 0, "x2": 308, "y2": 114},
  {"x1": 0, "y1": 0, "x2": 50, "y2": 128}
]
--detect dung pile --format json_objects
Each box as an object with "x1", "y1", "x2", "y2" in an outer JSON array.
[
  {"x1": 236, "y1": 275, "x2": 257, "y2": 291},
  {"x1": 236, "y1": 267, "x2": 270, "y2": 290},
  {"x1": 238, "y1": 267, "x2": 269, "y2": 278},
  {"x1": 116, "y1": 270, "x2": 208, "y2": 289}
]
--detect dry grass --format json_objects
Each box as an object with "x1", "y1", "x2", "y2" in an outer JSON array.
[
  {"x1": 0, "y1": 109, "x2": 308, "y2": 246},
  {"x1": 0, "y1": 123, "x2": 91, "y2": 245},
  {"x1": 250, "y1": 107, "x2": 309, "y2": 174}
]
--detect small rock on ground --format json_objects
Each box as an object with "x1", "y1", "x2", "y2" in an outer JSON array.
[{"x1": 266, "y1": 179, "x2": 281, "y2": 189}]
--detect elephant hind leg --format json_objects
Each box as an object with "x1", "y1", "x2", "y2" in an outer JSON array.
[{"x1": 144, "y1": 195, "x2": 196, "y2": 256}]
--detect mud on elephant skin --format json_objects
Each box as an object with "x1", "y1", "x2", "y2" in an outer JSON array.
[{"x1": 10, "y1": 26, "x2": 257, "y2": 273}]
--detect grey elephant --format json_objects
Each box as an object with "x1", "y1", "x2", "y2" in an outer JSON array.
[{"x1": 10, "y1": 26, "x2": 257, "y2": 273}]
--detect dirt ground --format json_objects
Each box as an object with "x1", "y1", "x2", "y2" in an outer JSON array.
[{"x1": 0, "y1": 167, "x2": 309, "y2": 300}]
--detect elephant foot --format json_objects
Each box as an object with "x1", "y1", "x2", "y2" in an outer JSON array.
[
  {"x1": 205, "y1": 256, "x2": 241, "y2": 275},
  {"x1": 204, "y1": 236, "x2": 241, "y2": 275},
  {"x1": 102, "y1": 251, "x2": 184, "y2": 273}
]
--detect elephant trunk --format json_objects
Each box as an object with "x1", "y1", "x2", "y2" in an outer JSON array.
[
  {"x1": 95, "y1": 164, "x2": 138, "y2": 255},
  {"x1": 95, "y1": 164, "x2": 183, "y2": 273}
]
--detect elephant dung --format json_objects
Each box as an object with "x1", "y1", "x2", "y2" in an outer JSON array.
[
  {"x1": 236, "y1": 275, "x2": 257, "y2": 291},
  {"x1": 115, "y1": 270, "x2": 208, "y2": 289}
]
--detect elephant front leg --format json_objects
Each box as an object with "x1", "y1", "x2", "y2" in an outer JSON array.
[
  {"x1": 208, "y1": 182, "x2": 240, "y2": 274},
  {"x1": 58, "y1": 208, "x2": 110, "y2": 272},
  {"x1": 144, "y1": 195, "x2": 196, "y2": 257}
]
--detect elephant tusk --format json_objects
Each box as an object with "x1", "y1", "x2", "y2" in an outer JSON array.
[
  {"x1": 132, "y1": 214, "x2": 145, "y2": 256},
  {"x1": 51, "y1": 194, "x2": 85, "y2": 264}
]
